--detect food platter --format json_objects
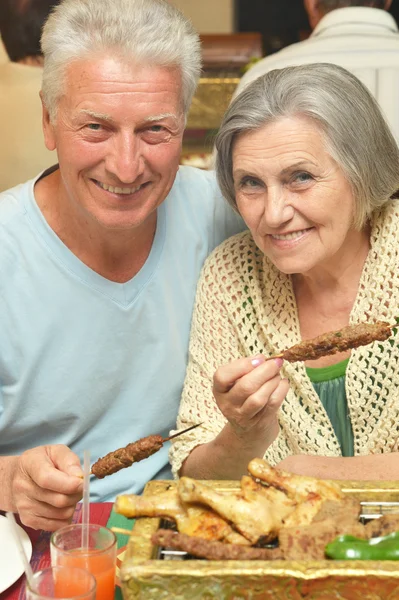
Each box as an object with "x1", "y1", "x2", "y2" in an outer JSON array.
[{"x1": 120, "y1": 479, "x2": 399, "y2": 600}]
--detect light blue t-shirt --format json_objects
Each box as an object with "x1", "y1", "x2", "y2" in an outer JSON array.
[{"x1": 0, "y1": 166, "x2": 244, "y2": 501}]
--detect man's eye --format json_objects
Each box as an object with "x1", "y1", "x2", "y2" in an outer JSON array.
[
  {"x1": 148, "y1": 125, "x2": 164, "y2": 133},
  {"x1": 87, "y1": 123, "x2": 101, "y2": 131}
]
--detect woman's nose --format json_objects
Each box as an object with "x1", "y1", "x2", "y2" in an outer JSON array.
[{"x1": 264, "y1": 185, "x2": 294, "y2": 228}]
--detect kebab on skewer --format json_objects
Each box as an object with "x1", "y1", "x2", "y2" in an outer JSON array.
[
  {"x1": 265, "y1": 320, "x2": 394, "y2": 363},
  {"x1": 91, "y1": 422, "x2": 202, "y2": 479},
  {"x1": 92, "y1": 322, "x2": 395, "y2": 478}
]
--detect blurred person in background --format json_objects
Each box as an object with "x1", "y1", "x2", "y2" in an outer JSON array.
[
  {"x1": 0, "y1": 0, "x2": 59, "y2": 191},
  {"x1": 0, "y1": 37, "x2": 7, "y2": 63},
  {"x1": 234, "y1": 1, "x2": 399, "y2": 142}
]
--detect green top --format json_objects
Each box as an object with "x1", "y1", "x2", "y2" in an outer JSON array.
[{"x1": 305, "y1": 358, "x2": 354, "y2": 457}]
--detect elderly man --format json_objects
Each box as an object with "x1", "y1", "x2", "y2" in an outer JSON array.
[
  {"x1": 234, "y1": 0, "x2": 399, "y2": 141},
  {"x1": 0, "y1": 0, "x2": 60, "y2": 190},
  {"x1": 0, "y1": 0, "x2": 244, "y2": 531}
]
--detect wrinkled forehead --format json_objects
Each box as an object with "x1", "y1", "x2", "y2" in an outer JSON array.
[
  {"x1": 57, "y1": 53, "x2": 185, "y2": 120},
  {"x1": 233, "y1": 114, "x2": 329, "y2": 157}
]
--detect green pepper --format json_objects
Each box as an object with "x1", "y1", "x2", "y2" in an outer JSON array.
[{"x1": 325, "y1": 531, "x2": 399, "y2": 560}]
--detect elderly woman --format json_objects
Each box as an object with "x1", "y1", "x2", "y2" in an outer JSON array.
[{"x1": 170, "y1": 63, "x2": 399, "y2": 482}]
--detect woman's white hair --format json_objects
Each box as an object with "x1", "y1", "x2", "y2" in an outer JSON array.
[
  {"x1": 215, "y1": 63, "x2": 399, "y2": 229},
  {"x1": 41, "y1": 0, "x2": 201, "y2": 121}
]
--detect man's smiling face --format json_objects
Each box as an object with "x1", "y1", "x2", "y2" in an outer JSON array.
[{"x1": 42, "y1": 55, "x2": 185, "y2": 232}]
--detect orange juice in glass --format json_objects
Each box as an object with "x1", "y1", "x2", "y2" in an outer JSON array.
[
  {"x1": 51, "y1": 525, "x2": 116, "y2": 600},
  {"x1": 26, "y1": 566, "x2": 96, "y2": 600}
]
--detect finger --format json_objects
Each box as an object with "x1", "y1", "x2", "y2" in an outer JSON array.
[
  {"x1": 23, "y1": 447, "x2": 83, "y2": 496},
  {"x1": 255, "y1": 379, "x2": 290, "y2": 422},
  {"x1": 213, "y1": 355, "x2": 266, "y2": 394},
  {"x1": 31, "y1": 487, "x2": 83, "y2": 509},
  {"x1": 49, "y1": 445, "x2": 84, "y2": 479},
  {"x1": 268, "y1": 378, "x2": 290, "y2": 409},
  {"x1": 19, "y1": 509, "x2": 76, "y2": 532},
  {"x1": 221, "y1": 358, "x2": 284, "y2": 406},
  {"x1": 240, "y1": 375, "x2": 283, "y2": 420},
  {"x1": 214, "y1": 355, "x2": 283, "y2": 395},
  {"x1": 18, "y1": 497, "x2": 77, "y2": 522},
  {"x1": 13, "y1": 472, "x2": 83, "y2": 509}
]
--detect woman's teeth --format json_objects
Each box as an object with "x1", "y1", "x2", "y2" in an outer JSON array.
[
  {"x1": 98, "y1": 182, "x2": 141, "y2": 195},
  {"x1": 272, "y1": 229, "x2": 308, "y2": 241}
]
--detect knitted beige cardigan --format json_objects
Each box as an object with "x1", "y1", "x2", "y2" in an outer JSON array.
[{"x1": 169, "y1": 201, "x2": 399, "y2": 477}]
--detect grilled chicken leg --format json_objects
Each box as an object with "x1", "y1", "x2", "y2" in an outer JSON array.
[
  {"x1": 178, "y1": 475, "x2": 296, "y2": 544},
  {"x1": 114, "y1": 487, "x2": 250, "y2": 544},
  {"x1": 248, "y1": 458, "x2": 344, "y2": 528},
  {"x1": 248, "y1": 458, "x2": 343, "y2": 503}
]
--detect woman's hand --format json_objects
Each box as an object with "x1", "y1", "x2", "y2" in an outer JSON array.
[
  {"x1": 9, "y1": 445, "x2": 84, "y2": 531},
  {"x1": 213, "y1": 354, "x2": 289, "y2": 448}
]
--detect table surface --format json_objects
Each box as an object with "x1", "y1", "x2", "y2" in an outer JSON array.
[{"x1": 2, "y1": 503, "x2": 134, "y2": 600}]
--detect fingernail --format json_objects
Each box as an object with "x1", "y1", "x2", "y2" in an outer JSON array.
[
  {"x1": 274, "y1": 358, "x2": 283, "y2": 368},
  {"x1": 251, "y1": 354, "x2": 265, "y2": 367}
]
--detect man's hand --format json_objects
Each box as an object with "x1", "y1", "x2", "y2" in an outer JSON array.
[
  {"x1": 213, "y1": 354, "x2": 289, "y2": 448},
  {"x1": 10, "y1": 445, "x2": 84, "y2": 531}
]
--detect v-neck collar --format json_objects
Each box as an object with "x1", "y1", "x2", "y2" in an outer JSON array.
[{"x1": 24, "y1": 173, "x2": 166, "y2": 307}]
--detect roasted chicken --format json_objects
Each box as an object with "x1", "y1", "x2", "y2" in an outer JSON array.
[
  {"x1": 248, "y1": 458, "x2": 344, "y2": 503},
  {"x1": 114, "y1": 485, "x2": 250, "y2": 544},
  {"x1": 114, "y1": 458, "x2": 360, "y2": 553},
  {"x1": 247, "y1": 458, "x2": 344, "y2": 529},
  {"x1": 178, "y1": 475, "x2": 297, "y2": 544}
]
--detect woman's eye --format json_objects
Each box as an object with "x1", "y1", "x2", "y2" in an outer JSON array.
[
  {"x1": 292, "y1": 171, "x2": 313, "y2": 184},
  {"x1": 241, "y1": 176, "x2": 261, "y2": 188}
]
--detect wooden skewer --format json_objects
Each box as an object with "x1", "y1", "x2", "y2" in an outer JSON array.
[
  {"x1": 111, "y1": 527, "x2": 139, "y2": 536},
  {"x1": 264, "y1": 353, "x2": 284, "y2": 362},
  {"x1": 163, "y1": 422, "x2": 203, "y2": 442}
]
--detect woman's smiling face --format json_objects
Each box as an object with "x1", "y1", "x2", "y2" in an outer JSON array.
[{"x1": 232, "y1": 116, "x2": 359, "y2": 275}]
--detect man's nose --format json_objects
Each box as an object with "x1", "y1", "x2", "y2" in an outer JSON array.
[
  {"x1": 106, "y1": 133, "x2": 145, "y2": 184},
  {"x1": 264, "y1": 185, "x2": 294, "y2": 228}
]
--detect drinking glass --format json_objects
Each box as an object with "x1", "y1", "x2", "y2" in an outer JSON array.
[
  {"x1": 50, "y1": 524, "x2": 116, "y2": 600},
  {"x1": 25, "y1": 566, "x2": 96, "y2": 600}
]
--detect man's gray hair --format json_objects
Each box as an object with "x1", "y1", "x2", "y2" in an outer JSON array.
[
  {"x1": 41, "y1": 0, "x2": 201, "y2": 121},
  {"x1": 318, "y1": 1, "x2": 386, "y2": 10},
  {"x1": 215, "y1": 63, "x2": 399, "y2": 229}
]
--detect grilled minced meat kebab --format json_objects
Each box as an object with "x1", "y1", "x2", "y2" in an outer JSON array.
[
  {"x1": 271, "y1": 321, "x2": 393, "y2": 363},
  {"x1": 152, "y1": 529, "x2": 283, "y2": 560},
  {"x1": 91, "y1": 422, "x2": 202, "y2": 478}
]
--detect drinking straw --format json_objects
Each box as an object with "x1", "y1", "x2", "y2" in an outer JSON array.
[
  {"x1": 6, "y1": 512, "x2": 36, "y2": 591},
  {"x1": 81, "y1": 449, "x2": 91, "y2": 549}
]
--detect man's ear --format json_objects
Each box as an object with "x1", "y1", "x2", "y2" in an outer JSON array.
[
  {"x1": 303, "y1": 0, "x2": 322, "y2": 30},
  {"x1": 40, "y1": 92, "x2": 57, "y2": 151}
]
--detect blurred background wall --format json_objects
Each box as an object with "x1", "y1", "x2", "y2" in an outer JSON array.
[
  {"x1": 171, "y1": 0, "x2": 399, "y2": 55},
  {"x1": 171, "y1": 0, "x2": 234, "y2": 33}
]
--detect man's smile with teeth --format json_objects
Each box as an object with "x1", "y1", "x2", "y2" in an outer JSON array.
[
  {"x1": 271, "y1": 229, "x2": 310, "y2": 240},
  {"x1": 96, "y1": 180, "x2": 143, "y2": 195}
]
